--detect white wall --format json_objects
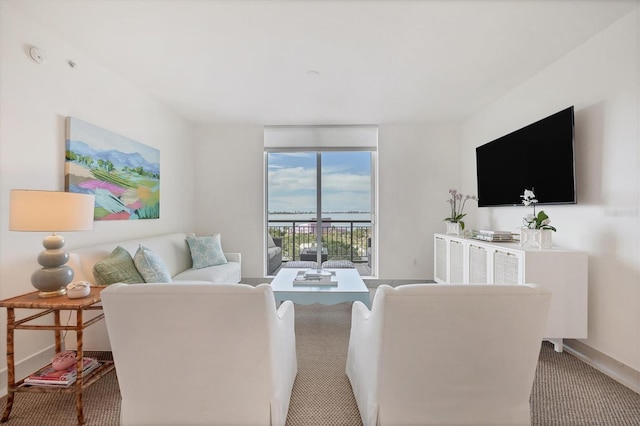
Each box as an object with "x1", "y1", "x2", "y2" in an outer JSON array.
[
  {"x1": 377, "y1": 124, "x2": 461, "y2": 279},
  {"x1": 193, "y1": 125, "x2": 265, "y2": 279},
  {"x1": 194, "y1": 123, "x2": 461, "y2": 281},
  {"x1": 460, "y1": 10, "x2": 640, "y2": 371},
  {"x1": 0, "y1": 3, "x2": 196, "y2": 374}
]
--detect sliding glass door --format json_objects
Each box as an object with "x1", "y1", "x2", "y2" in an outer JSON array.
[{"x1": 266, "y1": 150, "x2": 374, "y2": 276}]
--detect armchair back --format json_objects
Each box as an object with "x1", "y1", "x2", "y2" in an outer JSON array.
[
  {"x1": 346, "y1": 283, "x2": 551, "y2": 425},
  {"x1": 102, "y1": 283, "x2": 297, "y2": 426}
]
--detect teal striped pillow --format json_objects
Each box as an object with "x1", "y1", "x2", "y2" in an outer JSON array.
[{"x1": 133, "y1": 245, "x2": 172, "y2": 283}]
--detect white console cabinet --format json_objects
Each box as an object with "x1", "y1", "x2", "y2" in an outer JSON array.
[{"x1": 434, "y1": 233, "x2": 587, "y2": 352}]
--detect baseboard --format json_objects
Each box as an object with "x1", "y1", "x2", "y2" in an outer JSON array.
[
  {"x1": 0, "y1": 345, "x2": 55, "y2": 396},
  {"x1": 564, "y1": 339, "x2": 640, "y2": 394}
]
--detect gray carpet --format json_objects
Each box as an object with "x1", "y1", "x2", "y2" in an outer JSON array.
[{"x1": 1, "y1": 302, "x2": 639, "y2": 425}]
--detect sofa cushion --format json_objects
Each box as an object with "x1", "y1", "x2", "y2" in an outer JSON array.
[
  {"x1": 186, "y1": 234, "x2": 228, "y2": 269},
  {"x1": 92, "y1": 246, "x2": 145, "y2": 285},
  {"x1": 133, "y1": 245, "x2": 172, "y2": 283},
  {"x1": 173, "y1": 262, "x2": 240, "y2": 283},
  {"x1": 267, "y1": 234, "x2": 276, "y2": 248}
]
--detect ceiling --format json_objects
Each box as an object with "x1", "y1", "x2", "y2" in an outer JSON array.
[{"x1": 8, "y1": 0, "x2": 639, "y2": 126}]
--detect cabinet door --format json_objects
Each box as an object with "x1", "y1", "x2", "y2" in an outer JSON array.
[
  {"x1": 493, "y1": 250, "x2": 521, "y2": 284},
  {"x1": 449, "y1": 240, "x2": 464, "y2": 283},
  {"x1": 469, "y1": 244, "x2": 488, "y2": 284},
  {"x1": 434, "y1": 236, "x2": 447, "y2": 282}
]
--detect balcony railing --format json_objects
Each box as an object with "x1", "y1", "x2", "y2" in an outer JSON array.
[{"x1": 268, "y1": 220, "x2": 371, "y2": 263}]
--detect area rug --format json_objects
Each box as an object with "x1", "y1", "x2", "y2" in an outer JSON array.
[{"x1": 1, "y1": 300, "x2": 639, "y2": 425}]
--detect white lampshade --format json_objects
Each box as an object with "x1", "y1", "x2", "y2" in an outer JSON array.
[
  {"x1": 9, "y1": 189, "x2": 95, "y2": 297},
  {"x1": 10, "y1": 190, "x2": 95, "y2": 232}
]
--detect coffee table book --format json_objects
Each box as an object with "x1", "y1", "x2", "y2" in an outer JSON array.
[
  {"x1": 293, "y1": 270, "x2": 338, "y2": 286},
  {"x1": 23, "y1": 357, "x2": 100, "y2": 387}
]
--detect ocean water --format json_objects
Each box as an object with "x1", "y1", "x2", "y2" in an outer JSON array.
[{"x1": 269, "y1": 212, "x2": 371, "y2": 224}]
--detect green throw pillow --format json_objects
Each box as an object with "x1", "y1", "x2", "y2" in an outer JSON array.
[
  {"x1": 93, "y1": 246, "x2": 145, "y2": 285},
  {"x1": 186, "y1": 234, "x2": 228, "y2": 269},
  {"x1": 133, "y1": 245, "x2": 172, "y2": 283}
]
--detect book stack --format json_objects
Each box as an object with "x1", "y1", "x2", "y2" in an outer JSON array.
[
  {"x1": 293, "y1": 269, "x2": 338, "y2": 286},
  {"x1": 475, "y1": 230, "x2": 514, "y2": 242},
  {"x1": 24, "y1": 357, "x2": 101, "y2": 387}
]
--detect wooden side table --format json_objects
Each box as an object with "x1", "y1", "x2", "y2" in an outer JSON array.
[{"x1": 0, "y1": 287, "x2": 115, "y2": 425}]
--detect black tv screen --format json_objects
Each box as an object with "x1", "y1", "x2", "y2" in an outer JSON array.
[{"x1": 475, "y1": 106, "x2": 576, "y2": 207}]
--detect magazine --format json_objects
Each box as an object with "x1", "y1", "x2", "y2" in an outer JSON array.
[{"x1": 24, "y1": 357, "x2": 100, "y2": 387}]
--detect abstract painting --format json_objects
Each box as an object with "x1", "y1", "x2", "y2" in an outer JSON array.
[{"x1": 65, "y1": 117, "x2": 160, "y2": 220}]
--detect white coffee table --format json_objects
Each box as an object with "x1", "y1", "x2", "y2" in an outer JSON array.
[{"x1": 271, "y1": 268, "x2": 371, "y2": 308}]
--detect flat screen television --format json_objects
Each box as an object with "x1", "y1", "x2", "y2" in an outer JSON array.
[{"x1": 475, "y1": 106, "x2": 576, "y2": 207}]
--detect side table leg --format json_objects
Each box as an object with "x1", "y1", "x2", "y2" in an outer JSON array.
[
  {"x1": 54, "y1": 310, "x2": 62, "y2": 352},
  {"x1": 75, "y1": 309, "x2": 85, "y2": 425},
  {"x1": 2, "y1": 309, "x2": 16, "y2": 423}
]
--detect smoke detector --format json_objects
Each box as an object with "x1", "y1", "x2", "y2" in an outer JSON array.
[{"x1": 28, "y1": 46, "x2": 46, "y2": 64}]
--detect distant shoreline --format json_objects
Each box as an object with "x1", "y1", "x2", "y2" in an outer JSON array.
[{"x1": 269, "y1": 212, "x2": 371, "y2": 215}]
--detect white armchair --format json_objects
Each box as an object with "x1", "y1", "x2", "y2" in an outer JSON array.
[
  {"x1": 346, "y1": 283, "x2": 551, "y2": 426},
  {"x1": 101, "y1": 283, "x2": 297, "y2": 426}
]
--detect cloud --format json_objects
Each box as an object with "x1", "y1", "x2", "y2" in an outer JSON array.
[
  {"x1": 323, "y1": 173, "x2": 370, "y2": 192},
  {"x1": 268, "y1": 167, "x2": 316, "y2": 192},
  {"x1": 267, "y1": 152, "x2": 371, "y2": 212}
]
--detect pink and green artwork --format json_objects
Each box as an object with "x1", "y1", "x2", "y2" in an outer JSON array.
[{"x1": 65, "y1": 117, "x2": 160, "y2": 220}]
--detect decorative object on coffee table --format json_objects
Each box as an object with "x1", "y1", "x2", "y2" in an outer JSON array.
[
  {"x1": 444, "y1": 189, "x2": 477, "y2": 234},
  {"x1": 9, "y1": 190, "x2": 95, "y2": 297}
]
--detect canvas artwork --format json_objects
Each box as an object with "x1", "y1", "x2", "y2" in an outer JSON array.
[{"x1": 65, "y1": 117, "x2": 160, "y2": 220}]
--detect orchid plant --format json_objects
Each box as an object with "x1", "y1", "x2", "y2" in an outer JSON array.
[
  {"x1": 521, "y1": 189, "x2": 556, "y2": 231},
  {"x1": 444, "y1": 189, "x2": 477, "y2": 230}
]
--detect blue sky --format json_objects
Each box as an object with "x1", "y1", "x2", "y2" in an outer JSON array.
[{"x1": 268, "y1": 152, "x2": 371, "y2": 213}]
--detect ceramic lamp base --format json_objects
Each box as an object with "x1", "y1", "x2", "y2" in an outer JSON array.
[
  {"x1": 31, "y1": 233, "x2": 74, "y2": 297},
  {"x1": 37, "y1": 288, "x2": 68, "y2": 298}
]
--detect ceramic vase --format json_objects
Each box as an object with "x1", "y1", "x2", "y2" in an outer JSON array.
[
  {"x1": 520, "y1": 228, "x2": 553, "y2": 249},
  {"x1": 446, "y1": 222, "x2": 461, "y2": 236}
]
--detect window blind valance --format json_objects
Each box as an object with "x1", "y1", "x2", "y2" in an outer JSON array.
[{"x1": 264, "y1": 125, "x2": 378, "y2": 151}]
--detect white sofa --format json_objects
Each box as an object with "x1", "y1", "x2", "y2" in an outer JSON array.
[
  {"x1": 68, "y1": 232, "x2": 241, "y2": 285},
  {"x1": 346, "y1": 283, "x2": 551, "y2": 426},
  {"x1": 65, "y1": 232, "x2": 242, "y2": 350},
  {"x1": 102, "y1": 283, "x2": 297, "y2": 426}
]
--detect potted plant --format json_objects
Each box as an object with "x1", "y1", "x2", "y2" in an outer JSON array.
[
  {"x1": 444, "y1": 189, "x2": 477, "y2": 235},
  {"x1": 520, "y1": 189, "x2": 556, "y2": 248}
]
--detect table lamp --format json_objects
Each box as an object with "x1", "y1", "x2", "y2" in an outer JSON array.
[{"x1": 9, "y1": 190, "x2": 95, "y2": 297}]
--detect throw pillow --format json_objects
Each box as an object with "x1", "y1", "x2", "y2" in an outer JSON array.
[
  {"x1": 93, "y1": 246, "x2": 145, "y2": 285},
  {"x1": 133, "y1": 245, "x2": 172, "y2": 283},
  {"x1": 186, "y1": 234, "x2": 228, "y2": 269}
]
